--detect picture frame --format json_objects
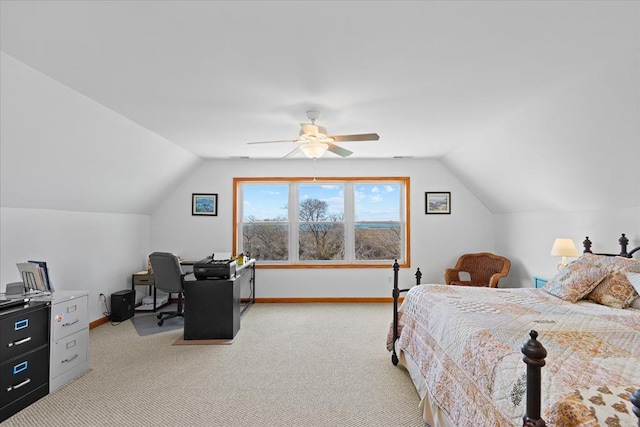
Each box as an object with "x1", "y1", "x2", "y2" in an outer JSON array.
[
  {"x1": 192, "y1": 193, "x2": 218, "y2": 216},
  {"x1": 425, "y1": 192, "x2": 451, "y2": 214}
]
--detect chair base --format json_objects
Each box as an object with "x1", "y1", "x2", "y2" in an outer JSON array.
[
  {"x1": 156, "y1": 293, "x2": 184, "y2": 326},
  {"x1": 157, "y1": 310, "x2": 184, "y2": 326}
]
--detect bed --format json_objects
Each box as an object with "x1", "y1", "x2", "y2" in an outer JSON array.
[{"x1": 389, "y1": 235, "x2": 640, "y2": 426}]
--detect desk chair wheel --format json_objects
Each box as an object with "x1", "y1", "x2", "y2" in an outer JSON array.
[{"x1": 158, "y1": 319, "x2": 164, "y2": 326}]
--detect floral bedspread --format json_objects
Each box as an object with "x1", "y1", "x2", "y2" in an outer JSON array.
[{"x1": 391, "y1": 284, "x2": 640, "y2": 426}]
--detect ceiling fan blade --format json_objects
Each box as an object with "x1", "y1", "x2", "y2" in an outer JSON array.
[
  {"x1": 282, "y1": 146, "x2": 302, "y2": 158},
  {"x1": 328, "y1": 133, "x2": 379, "y2": 142},
  {"x1": 326, "y1": 143, "x2": 353, "y2": 157},
  {"x1": 248, "y1": 139, "x2": 300, "y2": 145}
]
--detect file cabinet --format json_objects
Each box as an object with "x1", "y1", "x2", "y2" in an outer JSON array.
[
  {"x1": 0, "y1": 302, "x2": 51, "y2": 422},
  {"x1": 48, "y1": 291, "x2": 89, "y2": 393}
]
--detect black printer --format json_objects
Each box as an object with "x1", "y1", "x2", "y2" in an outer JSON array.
[{"x1": 193, "y1": 258, "x2": 237, "y2": 280}]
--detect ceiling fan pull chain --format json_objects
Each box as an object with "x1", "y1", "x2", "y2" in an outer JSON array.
[{"x1": 313, "y1": 158, "x2": 317, "y2": 181}]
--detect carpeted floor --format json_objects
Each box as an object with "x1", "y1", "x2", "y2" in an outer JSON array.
[{"x1": 2, "y1": 303, "x2": 423, "y2": 426}]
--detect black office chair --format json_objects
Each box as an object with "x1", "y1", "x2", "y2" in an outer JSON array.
[{"x1": 148, "y1": 252, "x2": 186, "y2": 326}]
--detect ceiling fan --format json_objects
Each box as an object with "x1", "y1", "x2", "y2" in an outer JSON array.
[{"x1": 248, "y1": 111, "x2": 379, "y2": 159}]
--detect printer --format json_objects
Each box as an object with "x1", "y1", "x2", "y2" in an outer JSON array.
[{"x1": 193, "y1": 258, "x2": 237, "y2": 280}]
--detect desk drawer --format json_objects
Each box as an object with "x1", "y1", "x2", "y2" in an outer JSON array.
[
  {"x1": 133, "y1": 274, "x2": 154, "y2": 286},
  {"x1": 51, "y1": 295, "x2": 88, "y2": 341},
  {"x1": 0, "y1": 346, "x2": 49, "y2": 408},
  {"x1": 0, "y1": 307, "x2": 49, "y2": 362},
  {"x1": 51, "y1": 330, "x2": 88, "y2": 378}
]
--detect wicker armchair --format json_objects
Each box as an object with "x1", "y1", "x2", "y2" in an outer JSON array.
[{"x1": 444, "y1": 252, "x2": 511, "y2": 288}]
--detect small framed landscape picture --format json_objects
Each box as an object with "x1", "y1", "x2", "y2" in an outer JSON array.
[
  {"x1": 425, "y1": 192, "x2": 451, "y2": 214},
  {"x1": 192, "y1": 193, "x2": 218, "y2": 216}
]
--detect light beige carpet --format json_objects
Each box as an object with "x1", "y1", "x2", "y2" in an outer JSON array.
[{"x1": 2, "y1": 303, "x2": 423, "y2": 426}]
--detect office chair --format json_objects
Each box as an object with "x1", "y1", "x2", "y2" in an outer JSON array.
[{"x1": 148, "y1": 252, "x2": 186, "y2": 326}]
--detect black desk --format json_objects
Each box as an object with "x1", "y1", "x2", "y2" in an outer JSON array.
[{"x1": 183, "y1": 260, "x2": 255, "y2": 340}]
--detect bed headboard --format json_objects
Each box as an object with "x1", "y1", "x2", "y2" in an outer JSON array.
[{"x1": 582, "y1": 234, "x2": 640, "y2": 258}]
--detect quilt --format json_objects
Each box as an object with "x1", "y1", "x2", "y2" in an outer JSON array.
[{"x1": 390, "y1": 284, "x2": 640, "y2": 426}]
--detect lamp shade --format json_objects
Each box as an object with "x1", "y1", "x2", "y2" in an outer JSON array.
[
  {"x1": 300, "y1": 142, "x2": 329, "y2": 159},
  {"x1": 550, "y1": 238, "x2": 579, "y2": 257}
]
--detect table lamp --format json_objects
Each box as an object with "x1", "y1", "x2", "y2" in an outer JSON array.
[{"x1": 550, "y1": 238, "x2": 579, "y2": 270}]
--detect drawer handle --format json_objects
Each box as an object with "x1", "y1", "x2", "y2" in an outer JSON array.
[
  {"x1": 62, "y1": 354, "x2": 79, "y2": 364},
  {"x1": 7, "y1": 378, "x2": 31, "y2": 392},
  {"x1": 13, "y1": 361, "x2": 28, "y2": 375},
  {"x1": 7, "y1": 336, "x2": 32, "y2": 347},
  {"x1": 62, "y1": 319, "x2": 79, "y2": 327},
  {"x1": 14, "y1": 319, "x2": 28, "y2": 331}
]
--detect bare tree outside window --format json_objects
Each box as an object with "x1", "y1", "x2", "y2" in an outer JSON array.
[
  {"x1": 298, "y1": 198, "x2": 345, "y2": 260},
  {"x1": 243, "y1": 216, "x2": 288, "y2": 261},
  {"x1": 235, "y1": 178, "x2": 408, "y2": 266}
]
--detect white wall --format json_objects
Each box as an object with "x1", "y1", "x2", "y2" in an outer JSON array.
[
  {"x1": 0, "y1": 53, "x2": 200, "y2": 322},
  {"x1": 0, "y1": 52, "x2": 201, "y2": 214},
  {"x1": 494, "y1": 207, "x2": 640, "y2": 287},
  {"x1": 150, "y1": 158, "x2": 495, "y2": 298},
  {"x1": 0, "y1": 207, "x2": 150, "y2": 322}
]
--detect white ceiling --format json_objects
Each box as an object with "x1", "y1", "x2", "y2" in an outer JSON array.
[
  {"x1": 0, "y1": 1, "x2": 638, "y2": 215},
  {"x1": 1, "y1": 0, "x2": 635, "y2": 160}
]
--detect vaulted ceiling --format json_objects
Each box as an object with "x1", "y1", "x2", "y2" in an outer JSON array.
[{"x1": 1, "y1": 1, "x2": 638, "y2": 214}]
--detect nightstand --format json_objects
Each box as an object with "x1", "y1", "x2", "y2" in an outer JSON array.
[{"x1": 532, "y1": 276, "x2": 548, "y2": 289}]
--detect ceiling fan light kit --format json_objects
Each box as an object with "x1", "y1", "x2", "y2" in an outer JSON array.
[
  {"x1": 248, "y1": 110, "x2": 379, "y2": 159},
  {"x1": 300, "y1": 141, "x2": 329, "y2": 159}
]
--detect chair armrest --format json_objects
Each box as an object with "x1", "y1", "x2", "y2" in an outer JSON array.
[
  {"x1": 488, "y1": 272, "x2": 508, "y2": 288},
  {"x1": 444, "y1": 268, "x2": 460, "y2": 285}
]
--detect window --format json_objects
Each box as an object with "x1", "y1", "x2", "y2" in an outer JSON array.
[{"x1": 234, "y1": 177, "x2": 409, "y2": 268}]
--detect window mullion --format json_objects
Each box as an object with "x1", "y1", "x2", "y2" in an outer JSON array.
[
  {"x1": 344, "y1": 182, "x2": 354, "y2": 263},
  {"x1": 290, "y1": 182, "x2": 299, "y2": 263}
]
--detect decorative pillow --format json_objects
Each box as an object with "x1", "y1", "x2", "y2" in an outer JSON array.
[
  {"x1": 626, "y1": 272, "x2": 640, "y2": 294},
  {"x1": 577, "y1": 253, "x2": 640, "y2": 273},
  {"x1": 543, "y1": 261, "x2": 608, "y2": 302},
  {"x1": 586, "y1": 272, "x2": 639, "y2": 309},
  {"x1": 546, "y1": 386, "x2": 639, "y2": 427}
]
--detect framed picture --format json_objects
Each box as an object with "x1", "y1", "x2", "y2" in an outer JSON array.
[
  {"x1": 192, "y1": 193, "x2": 218, "y2": 216},
  {"x1": 425, "y1": 192, "x2": 451, "y2": 214}
]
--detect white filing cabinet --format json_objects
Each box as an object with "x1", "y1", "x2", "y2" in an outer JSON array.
[{"x1": 48, "y1": 291, "x2": 89, "y2": 392}]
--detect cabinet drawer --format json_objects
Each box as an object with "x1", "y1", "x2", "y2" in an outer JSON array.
[
  {"x1": 50, "y1": 330, "x2": 88, "y2": 378},
  {"x1": 0, "y1": 307, "x2": 49, "y2": 362},
  {"x1": 133, "y1": 274, "x2": 154, "y2": 286},
  {"x1": 0, "y1": 346, "x2": 49, "y2": 408},
  {"x1": 51, "y1": 296, "x2": 88, "y2": 341}
]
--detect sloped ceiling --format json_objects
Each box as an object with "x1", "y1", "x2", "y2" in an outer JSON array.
[{"x1": 0, "y1": 1, "x2": 638, "y2": 214}]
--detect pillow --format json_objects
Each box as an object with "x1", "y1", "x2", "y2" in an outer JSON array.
[
  {"x1": 626, "y1": 272, "x2": 640, "y2": 294},
  {"x1": 543, "y1": 261, "x2": 608, "y2": 302},
  {"x1": 630, "y1": 297, "x2": 640, "y2": 309},
  {"x1": 577, "y1": 253, "x2": 640, "y2": 273},
  {"x1": 586, "y1": 272, "x2": 639, "y2": 309}
]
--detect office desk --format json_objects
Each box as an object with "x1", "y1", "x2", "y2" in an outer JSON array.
[{"x1": 183, "y1": 260, "x2": 255, "y2": 340}]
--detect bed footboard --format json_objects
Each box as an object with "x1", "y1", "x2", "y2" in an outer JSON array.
[
  {"x1": 522, "y1": 330, "x2": 547, "y2": 427},
  {"x1": 390, "y1": 260, "x2": 420, "y2": 366}
]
